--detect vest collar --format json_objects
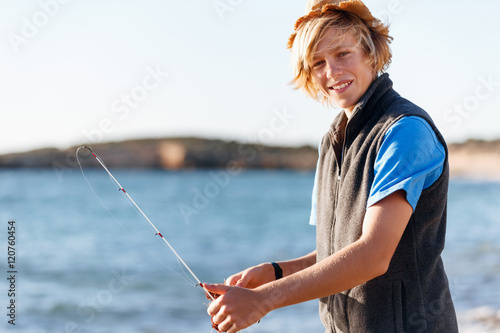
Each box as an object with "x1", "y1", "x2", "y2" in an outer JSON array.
[
  {"x1": 350, "y1": 73, "x2": 393, "y2": 120},
  {"x1": 327, "y1": 73, "x2": 396, "y2": 163},
  {"x1": 329, "y1": 73, "x2": 395, "y2": 140}
]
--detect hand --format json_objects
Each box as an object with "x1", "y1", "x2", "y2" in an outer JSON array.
[
  {"x1": 204, "y1": 283, "x2": 271, "y2": 333},
  {"x1": 225, "y1": 263, "x2": 274, "y2": 288}
]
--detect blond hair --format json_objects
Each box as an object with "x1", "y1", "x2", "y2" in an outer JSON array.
[{"x1": 289, "y1": 10, "x2": 393, "y2": 104}]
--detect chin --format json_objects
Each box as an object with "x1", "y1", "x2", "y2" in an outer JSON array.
[{"x1": 332, "y1": 100, "x2": 353, "y2": 110}]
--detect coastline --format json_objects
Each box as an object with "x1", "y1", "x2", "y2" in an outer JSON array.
[
  {"x1": 448, "y1": 140, "x2": 500, "y2": 181},
  {"x1": 0, "y1": 137, "x2": 499, "y2": 180}
]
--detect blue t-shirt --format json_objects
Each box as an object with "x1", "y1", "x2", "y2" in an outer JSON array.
[{"x1": 309, "y1": 116, "x2": 445, "y2": 226}]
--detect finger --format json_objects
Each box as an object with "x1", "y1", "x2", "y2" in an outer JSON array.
[
  {"x1": 225, "y1": 274, "x2": 241, "y2": 286},
  {"x1": 207, "y1": 296, "x2": 221, "y2": 316},
  {"x1": 217, "y1": 316, "x2": 236, "y2": 333},
  {"x1": 211, "y1": 311, "x2": 226, "y2": 326},
  {"x1": 236, "y1": 270, "x2": 261, "y2": 288},
  {"x1": 202, "y1": 283, "x2": 232, "y2": 295},
  {"x1": 204, "y1": 284, "x2": 233, "y2": 316},
  {"x1": 235, "y1": 274, "x2": 250, "y2": 287}
]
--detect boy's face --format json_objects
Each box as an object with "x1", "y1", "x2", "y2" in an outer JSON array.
[{"x1": 311, "y1": 28, "x2": 375, "y2": 114}]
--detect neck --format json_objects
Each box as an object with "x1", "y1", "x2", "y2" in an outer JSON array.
[
  {"x1": 342, "y1": 73, "x2": 380, "y2": 119},
  {"x1": 344, "y1": 107, "x2": 355, "y2": 119}
]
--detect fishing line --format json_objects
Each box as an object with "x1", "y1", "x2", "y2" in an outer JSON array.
[{"x1": 76, "y1": 146, "x2": 214, "y2": 301}]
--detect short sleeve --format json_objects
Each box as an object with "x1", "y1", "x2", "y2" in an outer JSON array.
[{"x1": 367, "y1": 116, "x2": 445, "y2": 211}]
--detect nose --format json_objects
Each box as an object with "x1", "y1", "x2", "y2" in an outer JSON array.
[{"x1": 325, "y1": 58, "x2": 343, "y2": 80}]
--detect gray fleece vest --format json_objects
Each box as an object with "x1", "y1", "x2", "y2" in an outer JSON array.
[{"x1": 316, "y1": 74, "x2": 458, "y2": 333}]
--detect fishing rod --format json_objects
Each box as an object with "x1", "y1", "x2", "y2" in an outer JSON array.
[{"x1": 76, "y1": 146, "x2": 214, "y2": 301}]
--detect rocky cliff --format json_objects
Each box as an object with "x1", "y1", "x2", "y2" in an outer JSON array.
[
  {"x1": 1, "y1": 137, "x2": 499, "y2": 179},
  {"x1": 0, "y1": 138, "x2": 318, "y2": 170}
]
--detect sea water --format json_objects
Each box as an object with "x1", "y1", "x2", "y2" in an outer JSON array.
[{"x1": 0, "y1": 168, "x2": 499, "y2": 332}]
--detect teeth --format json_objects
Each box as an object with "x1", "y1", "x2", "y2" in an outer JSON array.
[{"x1": 331, "y1": 82, "x2": 351, "y2": 90}]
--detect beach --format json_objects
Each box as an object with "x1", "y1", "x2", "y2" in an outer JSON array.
[{"x1": 448, "y1": 141, "x2": 500, "y2": 180}]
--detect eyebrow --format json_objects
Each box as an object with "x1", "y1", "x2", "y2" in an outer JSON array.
[{"x1": 313, "y1": 43, "x2": 356, "y2": 59}]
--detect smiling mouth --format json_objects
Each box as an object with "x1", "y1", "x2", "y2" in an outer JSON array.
[{"x1": 330, "y1": 81, "x2": 353, "y2": 91}]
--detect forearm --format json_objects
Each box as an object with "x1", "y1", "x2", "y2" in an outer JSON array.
[
  {"x1": 275, "y1": 250, "x2": 317, "y2": 278},
  {"x1": 256, "y1": 239, "x2": 385, "y2": 312},
  {"x1": 225, "y1": 250, "x2": 317, "y2": 288}
]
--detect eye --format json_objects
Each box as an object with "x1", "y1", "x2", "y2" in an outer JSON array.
[
  {"x1": 312, "y1": 60, "x2": 325, "y2": 68},
  {"x1": 338, "y1": 51, "x2": 350, "y2": 58}
]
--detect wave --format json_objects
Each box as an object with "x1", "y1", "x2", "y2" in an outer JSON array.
[{"x1": 459, "y1": 306, "x2": 500, "y2": 333}]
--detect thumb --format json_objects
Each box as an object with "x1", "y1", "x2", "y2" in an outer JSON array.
[
  {"x1": 201, "y1": 283, "x2": 232, "y2": 297},
  {"x1": 235, "y1": 273, "x2": 253, "y2": 287}
]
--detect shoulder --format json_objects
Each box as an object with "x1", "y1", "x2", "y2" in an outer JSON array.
[
  {"x1": 380, "y1": 89, "x2": 434, "y2": 123},
  {"x1": 386, "y1": 116, "x2": 440, "y2": 141},
  {"x1": 379, "y1": 91, "x2": 446, "y2": 148},
  {"x1": 381, "y1": 116, "x2": 445, "y2": 159},
  {"x1": 369, "y1": 116, "x2": 446, "y2": 210}
]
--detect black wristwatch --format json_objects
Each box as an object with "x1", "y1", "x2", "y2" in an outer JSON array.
[{"x1": 270, "y1": 262, "x2": 283, "y2": 280}]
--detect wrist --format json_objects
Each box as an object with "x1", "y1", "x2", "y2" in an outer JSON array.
[
  {"x1": 253, "y1": 285, "x2": 276, "y2": 314},
  {"x1": 255, "y1": 276, "x2": 287, "y2": 312},
  {"x1": 270, "y1": 262, "x2": 283, "y2": 280}
]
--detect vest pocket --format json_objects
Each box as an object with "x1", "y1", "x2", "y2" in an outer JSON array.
[{"x1": 393, "y1": 280, "x2": 407, "y2": 332}]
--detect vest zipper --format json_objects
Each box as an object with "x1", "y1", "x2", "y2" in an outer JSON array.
[
  {"x1": 329, "y1": 120, "x2": 349, "y2": 259},
  {"x1": 329, "y1": 121, "x2": 350, "y2": 324},
  {"x1": 337, "y1": 122, "x2": 349, "y2": 179}
]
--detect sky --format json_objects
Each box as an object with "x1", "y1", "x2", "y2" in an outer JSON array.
[{"x1": 0, "y1": 0, "x2": 499, "y2": 155}]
